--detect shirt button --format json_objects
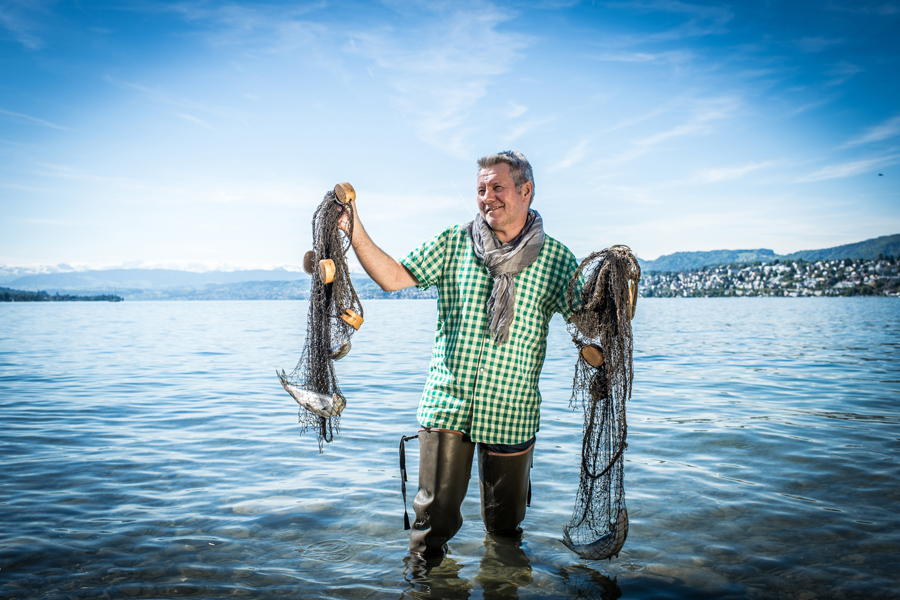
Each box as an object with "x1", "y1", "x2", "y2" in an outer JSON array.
[{"x1": 479, "y1": 367, "x2": 485, "y2": 373}]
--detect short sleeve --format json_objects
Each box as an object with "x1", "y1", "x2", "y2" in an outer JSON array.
[
  {"x1": 555, "y1": 245, "x2": 582, "y2": 324},
  {"x1": 400, "y1": 226, "x2": 455, "y2": 291}
]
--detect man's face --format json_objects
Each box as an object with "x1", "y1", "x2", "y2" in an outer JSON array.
[{"x1": 476, "y1": 163, "x2": 532, "y2": 242}]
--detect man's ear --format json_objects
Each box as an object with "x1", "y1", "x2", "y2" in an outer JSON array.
[{"x1": 522, "y1": 181, "x2": 533, "y2": 203}]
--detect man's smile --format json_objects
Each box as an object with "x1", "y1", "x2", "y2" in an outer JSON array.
[{"x1": 476, "y1": 162, "x2": 532, "y2": 243}]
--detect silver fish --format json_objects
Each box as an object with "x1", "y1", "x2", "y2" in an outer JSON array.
[
  {"x1": 562, "y1": 507, "x2": 628, "y2": 560},
  {"x1": 277, "y1": 369, "x2": 347, "y2": 418},
  {"x1": 331, "y1": 340, "x2": 351, "y2": 361}
]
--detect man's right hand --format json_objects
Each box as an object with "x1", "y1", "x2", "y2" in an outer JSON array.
[{"x1": 338, "y1": 203, "x2": 353, "y2": 236}]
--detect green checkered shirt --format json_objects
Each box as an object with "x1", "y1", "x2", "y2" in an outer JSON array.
[{"x1": 400, "y1": 224, "x2": 579, "y2": 444}]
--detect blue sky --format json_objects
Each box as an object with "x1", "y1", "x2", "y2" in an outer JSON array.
[{"x1": 1, "y1": 0, "x2": 898, "y2": 270}]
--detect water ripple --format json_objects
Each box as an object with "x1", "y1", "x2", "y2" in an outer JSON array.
[{"x1": 1, "y1": 298, "x2": 898, "y2": 599}]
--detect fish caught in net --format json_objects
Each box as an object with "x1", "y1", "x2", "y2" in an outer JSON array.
[
  {"x1": 563, "y1": 244, "x2": 640, "y2": 560},
  {"x1": 278, "y1": 183, "x2": 364, "y2": 453}
]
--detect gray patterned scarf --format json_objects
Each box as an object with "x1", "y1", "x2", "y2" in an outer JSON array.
[{"x1": 467, "y1": 209, "x2": 545, "y2": 345}]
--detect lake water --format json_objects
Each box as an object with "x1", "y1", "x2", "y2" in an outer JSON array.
[{"x1": 1, "y1": 298, "x2": 898, "y2": 599}]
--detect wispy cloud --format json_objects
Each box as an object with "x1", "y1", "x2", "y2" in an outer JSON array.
[
  {"x1": 825, "y1": 60, "x2": 863, "y2": 86},
  {"x1": 549, "y1": 140, "x2": 590, "y2": 172},
  {"x1": 0, "y1": 107, "x2": 70, "y2": 130},
  {"x1": 0, "y1": 0, "x2": 48, "y2": 50},
  {"x1": 597, "y1": 107, "x2": 670, "y2": 136},
  {"x1": 795, "y1": 36, "x2": 844, "y2": 53},
  {"x1": 348, "y1": 3, "x2": 529, "y2": 158},
  {"x1": 600, "y1": 96, "x2": 740, "y2": 165},
  {"x1": 104, "y1": 77, "x2": 245, "y2": 123},
  {"x1": 796, "y1": 153, "x2": 900, "y2": 182},
  {"x1": 0, "y1": 181, "x2": 54, "y2": 193},
  {"x1": 507, "y1": 102, "x2": 528, "y2": 119},
  {"x1": 527, "y1": 0, "x2": 583, "y2": 7},
  {"x1": 608, "y1": 0, "x2": 734, "y2": 42},
  {"x1": 842, "y1": 115, "x2": 900, "y2": 148},
  {"x1": 825, "y1": 2, "x2": 900, "y2": 16},
  {"x1": 786, "y1": 97, "x2": 835, "y2": 118},
  {"x1": 590, "y1": 50, "x2": 696, "y2": 65},
  {"x1": 33, "y1": 162, "x2": 328, "y2": 209},
  {"x1": 33, "y1": 162, "x2": 171, "y2": 192},
  {"x1": 155, "y1": 1, "x2": 327, "y2": 52},
  {"x1": 502, "y1": 115, "x2": 555, "y2": 144},
  {"x1": 176, "y1": 113, "x2": 216, "y2": 131},
  {"x1": 690, "y1": 161, "x2": 776, "y2": 184}
]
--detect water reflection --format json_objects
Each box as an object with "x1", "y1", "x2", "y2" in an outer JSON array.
[
  {"x1": 401, "y1": 534, "x2": 534, "y2": 600},
  {"x1": 402, "y1": 553, "x2": 473, "y2": 599},
  {"x1": 402, "y1": 534, "x2": 623, "y2": 600},
  {"x1": 558, "y1": 565, "x2": 623, "y2": 600},
  {"x1": 475, "y1": 534, "x2": 532, "y2": 599}
]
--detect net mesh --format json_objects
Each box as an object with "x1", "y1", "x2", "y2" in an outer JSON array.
[
  {"x1": 563, "y1": 245, "x2": 640, "y2": 559},
  {"x1": 282, "y1": 190, "x2": 363, "y2": 452}
]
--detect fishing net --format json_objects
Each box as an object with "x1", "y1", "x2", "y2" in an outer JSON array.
[
  {"x1": 563, "y1": 245, "x2": 640, "y2": 560},
  {"x1": 278, "y1": 185, "x2": 364, "y2": 453}
]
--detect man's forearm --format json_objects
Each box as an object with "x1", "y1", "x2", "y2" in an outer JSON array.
[{"x1": 348, "y1": 208, "x2": 418, "y2": 292}]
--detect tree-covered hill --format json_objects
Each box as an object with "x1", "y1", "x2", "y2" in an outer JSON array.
[
  {"x1": 640, "y1": 234, "x2": 899, "y2": 272},
  {"x1": 780, "y1": 234, "x2": 900, "y2": 262},
  {"x1": 639, "y1": 249, "x2": 780, "y2": 272}
]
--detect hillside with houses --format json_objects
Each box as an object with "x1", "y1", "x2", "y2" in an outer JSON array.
[{"x1": 642, "y1": 257, "x2": 899, "y2": 297}]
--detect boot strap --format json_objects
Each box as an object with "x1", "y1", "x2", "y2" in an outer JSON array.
[{"x1": 399, "y1": 434, "x2": 419, "y2": 530}]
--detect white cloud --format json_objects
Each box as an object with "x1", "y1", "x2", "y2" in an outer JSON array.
[
  {"x1": 157, "y1": 1, "x2": 327, "y2": 53},
  {"x1": 0, "y1": 0, "x2": 48, "y2": 50},
  {"x1": 549, "y1": 140, "x2": 590, "y2": 172},
  {"x1": 104, "y1": 77, "x2": 246, "y2": 123},
  {"x1": 691, "y1": 161, "x2": 776, "y2": 184},
  {"x1": 176, "y1": 113, "x2": 216, "y2": 131},
  {"x1": 347, "y1": 3, "x2": 529, "y2": 158},
  {"x1": 0, "y1": 107, "x2": 70, "y2": 130},
  {"x1": 590, "y1": 50, "x2": 695, "y2": 65},
  {"x1": 843, "y1": 115, "x2": 900, "y2": 148},
  {"x1": 786, "y1": 97, "x2": 835, "y2": 118},
  {"x1": 507, "y1": 102, "x2": 528, "y2": 119},
  {"x1": 796, "y1": 154, "x2": 900, "y2": 182},
  {"x1": 795, "y1": 36, "x2": 843, "y2": 53},
  {"x1": 825, "y1": 60, "x2": 863, "y2": 87},
  {"x1": 600, "y1": 96, "x2": 740, "y2": 165},
  {"x1": 502, "y1": 115, "x2": 556, "y2": 144},
  {"x1": 826, "y1": 2, "x2": 900, "y2": 16},
  {"x1": 607, "y1": 0, "x2": 734, "y2": 42},
  {"x1": 597, "y1": 107, "x2": 670, "y2": 136},
  {"x1": 30, "y1": 162, "x2": 326, "y2": 209}
]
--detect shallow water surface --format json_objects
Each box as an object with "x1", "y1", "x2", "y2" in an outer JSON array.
[{"x1": 1, "y1": 298, "x2": 898, "y2": 599}]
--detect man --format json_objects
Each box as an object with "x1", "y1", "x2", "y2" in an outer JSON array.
[{"x1": 343, "y1": 151, "x2": 578, "y2": 557}]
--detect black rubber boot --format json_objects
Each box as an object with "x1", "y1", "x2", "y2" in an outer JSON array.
[
  {"x1": 477, "y1": 441, "x2": 535, "y2": 535},
  {"x1": 408, "y1": 430, "x2": 476, "y2": 556}
]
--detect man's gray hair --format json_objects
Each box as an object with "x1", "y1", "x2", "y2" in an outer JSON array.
[{"x1": 477, "y1": 150, "x2": 535, "y2": 203}]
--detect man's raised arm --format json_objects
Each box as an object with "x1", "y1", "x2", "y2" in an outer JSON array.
[{"x1": 341, "y1": 201, "x2": 419, "y2": 292}]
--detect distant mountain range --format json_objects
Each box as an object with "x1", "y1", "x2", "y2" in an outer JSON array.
[
  {"x1": 0, "y1": 266, "x2": 309, "y2": 289},
  {"x1": 638, "y1": 233, "x2": 900, "y2": 272},
  {"x1": 0, "y1": 265, "x2": 435, "y2": 301},
  {"x1": 2, "y1": 233, "x2": 896, "y2": 299}
]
